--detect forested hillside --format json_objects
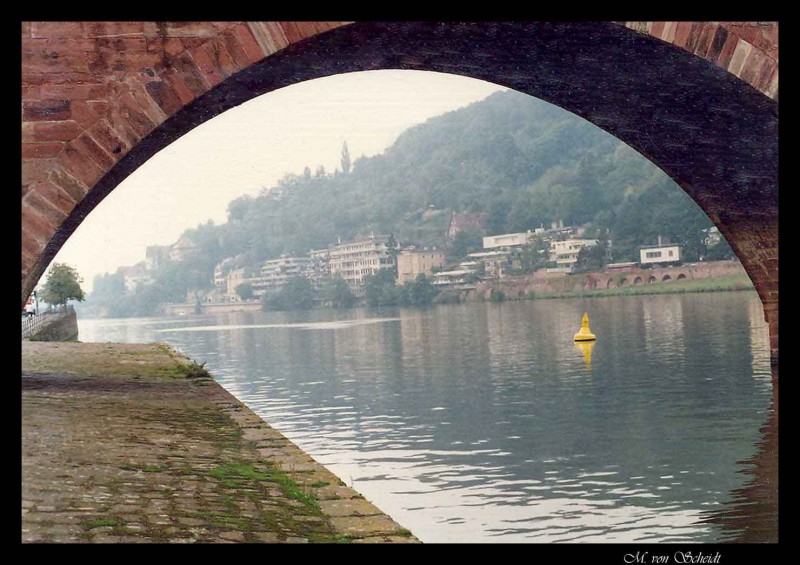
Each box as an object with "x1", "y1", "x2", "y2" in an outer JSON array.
[{"x1": 85, "y1": 89, "x2": 724, "y2": 317}]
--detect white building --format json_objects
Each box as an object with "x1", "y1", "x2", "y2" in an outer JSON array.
[
  {"x1": 307, "y1": 248, "x2": 331, "y2": 289},
  {"x1": 468, "y1": 250, "x2": 510, "y2": 279},
  {"x1": 483, "y1": 231, "x2": 532, "y2": 250},
  {"x1": 169, "y1": 234, "x2": 199, "y2": 262},
  {"x1": 253, "y1": 256, "x2": 313, "y2": 295},
  {"x1": 226, "y1": 267, "x2": 267, "y2": 299},
  {"x1": 433, "y1": 269, "x2": 476, "y2": 286},
  {"x1": 328, "y1": 234, "x2": 396, "y2": 296},
  {"x1": 639, "y1": 244, "x2": 682, "y2": 265},
  {"x1": 549, "y1": 238, "x2": 599, "y2": 271},
  {"x1": 703, "y1": 226, "x2": 722, "y2": 247},
  {"x1": 213, "y1": 258, "x2": 236, "y2": 289}
]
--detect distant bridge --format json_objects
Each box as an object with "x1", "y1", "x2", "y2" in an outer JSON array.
[{"x1": 589, "y1": 261, "x2": 745, "y2": 290}]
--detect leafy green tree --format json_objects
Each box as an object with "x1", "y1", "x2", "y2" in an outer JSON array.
[
  {"x1": 364, "y1": 270, "x2": 401, "y2": 308},
  {"x1": 341, "y1": 141, "x2": 352, "y2": 174},
  {"x1": 449, "y1": 227, "x2": 483, "y2": 261},
  {"x1": 704, "y1": 238, "x2": 734, "y2": 261},
  {"x1": 263, "y1": 276, "x2": 316, "y2": 311},
  {"x1": 41, "y1": 263, "x2": 85, "y2": 308},
  {"x1": 323, "y1": 277, "x2": 355, "y2": 308},
  {"x1": 385, "y1": 234, "x2": 400, "y2": 277},
  {"x1": 235, "y1": 283, "x2": 254, "y2": 300},
  {"x1": 408, "y1": 274, "x2": 439, "y2": 305},
  {"x1": 573, "y1": 241, "x2": 608, "y2": 274}
]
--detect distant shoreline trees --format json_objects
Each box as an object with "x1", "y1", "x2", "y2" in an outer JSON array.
[{"x1": 41, "y1": 263, "x2": 85, "y2": 310}]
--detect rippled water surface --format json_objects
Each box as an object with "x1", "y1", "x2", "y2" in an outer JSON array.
[{"x1": 78, "y1": 293, "x2": 775, "y2": 543}]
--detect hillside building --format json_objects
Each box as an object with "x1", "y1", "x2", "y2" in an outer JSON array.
[
  {"x1": 396, "y1": 249, "x2": 446, "y2": 284},
  {"x1": 549, "y1": 238, "x2": 599, "y2": 271},
  {"x1": 328, "y1": 234, "x2": 397, "y2": 296}
]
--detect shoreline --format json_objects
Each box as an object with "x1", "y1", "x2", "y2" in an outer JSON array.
[
  {"x1": 81, "y1": 271, "x2": 755, "y2": 320},
  {"x1": 516, "y1": 273, "x2": 755, "y2": 301},
  {"x1": 21, "y1": 341, "x2": 419, "y2": 544}
]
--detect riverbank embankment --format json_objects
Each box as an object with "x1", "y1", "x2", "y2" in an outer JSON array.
[{"x1": 21, "y1": 341, "x2": 418, "y2": 544}]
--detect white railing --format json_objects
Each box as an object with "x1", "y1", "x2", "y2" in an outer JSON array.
[
  {"x1": 21, "y1": 305, "x2": 74, "y2": 339},
  {"x1": 21, "y1": 313, "x2": 49, "y2": 338}
]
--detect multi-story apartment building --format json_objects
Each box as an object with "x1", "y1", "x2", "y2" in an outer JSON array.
[
  {"x1": 213, "y1": 258, "x2": 236, "y2": 289},
  {"x1": 328, "y1": 234, "x2": 396, "y2": 296},
  {"x1": 549, "y1": 238, "x2": 599, "y2": 271},
  {"x1": 252, "y1": 255, "x2": 313, "y2": 295},
  {"x1": 483, "y1": 231, "x2": 534, "y2": 250},
  {"x1": 307, "y1": 248, "x2": 331, "y2": 290},
  {"x1": 468, "y1": 250, "x2": 510, "y2": 278}
]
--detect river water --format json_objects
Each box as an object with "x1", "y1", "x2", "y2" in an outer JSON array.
[{"x1": 77, "y1": 292, "x2": 776, "y2": 543}]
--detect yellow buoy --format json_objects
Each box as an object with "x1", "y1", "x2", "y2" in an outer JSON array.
[{"x1": 574, "y1": 312, "x2": 596, "y2": 342}]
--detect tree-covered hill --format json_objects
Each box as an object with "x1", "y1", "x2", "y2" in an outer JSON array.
[{"x1": 84, "y1": 89, "x2": 722, "y2": 317}]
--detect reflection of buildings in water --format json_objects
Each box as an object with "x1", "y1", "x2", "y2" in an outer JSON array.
[
  {"x1": 641, "y1": 295, "x2": 684, "y2": 353},
  {"x1": 747, "y1": 297, "x2": 772, "y2": 377},
  {"x1": 223, "y1": 312, "x2": 255, "y2": 360},
  {"x1": 700, "y1": 369, "x2": 778, "y2": 542},
  {"x1": 332, "y1": 319, "x2": 394, "y2": 380},
  {"x1": 398, "y1": 306, "x2": 491, "y2": 382},
  {"x1": 398, "y1": 309, "x2": 432, "y2": 370},
  {"x1": 485, "y1": 303, "x2": 540, "y2": 370}
]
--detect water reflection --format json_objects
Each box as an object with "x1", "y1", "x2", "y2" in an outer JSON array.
[
  {"x1": 77, "y1": 292, "x2": 775, "y2": 543},
  {"x1": 700, "y1": 368, "x2": 778, "y2": 543},
  {"x1": 575, "y1": 340, "x2": 594, "y2": 370}
]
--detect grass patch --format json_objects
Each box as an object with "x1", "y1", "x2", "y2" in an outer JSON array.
[
  {"x1": 207, "y1": 463, "x2": 321, "y2": 511},
  {"x1": 84, "y1": 517, "x2": 118, "y2": 529},
  {"x1": 172, "y1": 360, "x2": 212, "y2": 380}
]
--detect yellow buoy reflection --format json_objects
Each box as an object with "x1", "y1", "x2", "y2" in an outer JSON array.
[{"x1": 575, "y1": 339, "x2": 595, "y2": 370}]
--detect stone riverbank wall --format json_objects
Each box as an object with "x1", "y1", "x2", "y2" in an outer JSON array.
[
  {"x1": 473, "y1": 259, "x2": 747, "y2": 301},
  {"x1": 21, "y1": 341, "x2": 419, "y2": 544}
]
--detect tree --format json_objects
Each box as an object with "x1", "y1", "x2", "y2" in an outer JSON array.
[
  {"x1": 386, "y1": 234, "x2": 400, "y2": 277},
  {"x1": 341, "y1": 141, "x2": 352, "y2": 174},
  {"x1": 41, "y1": 263, "x2": 85, "y2": 309},
  {"x1": 235, "y1": 283, "x2": 254, "y2": 301},
  {"x1": 573, "y1": 241, "x2": 608, "y2": 274},
  {"x1": 364, "y1": 270, "x2": 400, "y2": 308},
  {"x1": 263, "y1": 276, "x2": 316, "y2": 311},
  {"x1": 704, "y1": 238, "x2": 735, "y2": 261},
  {"x1": 449, "y1": 227, "x2": 483, "y2": 261},
  {"x1": 408, "y1": 274, "x2": 439, "y2": 305},
  {"x1": 323, "y1": 277, "x2": 355, "y2": 309}
]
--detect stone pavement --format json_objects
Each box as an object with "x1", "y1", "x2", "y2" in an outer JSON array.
[{"x1": 21, "y1": 341, "x2": 419, "y2": 544}]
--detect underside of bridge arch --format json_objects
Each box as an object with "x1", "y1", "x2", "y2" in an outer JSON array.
[{"x1": 21, "y1": 21, "x2": 778, "y2": 362}]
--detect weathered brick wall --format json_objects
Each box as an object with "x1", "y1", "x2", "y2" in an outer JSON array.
[
  {"x1": 621, "y1": 22, "x2": 778, "y2": 100},
  {"x1": 21, "y1": 21, "x2": 349, "y2": 302}
]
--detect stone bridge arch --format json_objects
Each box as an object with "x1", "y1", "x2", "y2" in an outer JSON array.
[{"x1": 21, "y1": 21, "x2": 778, "y2": 362}]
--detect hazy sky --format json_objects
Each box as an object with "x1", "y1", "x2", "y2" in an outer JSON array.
[{"x1": 49, "y1": 70, "x2": 505, "y2": 292}]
